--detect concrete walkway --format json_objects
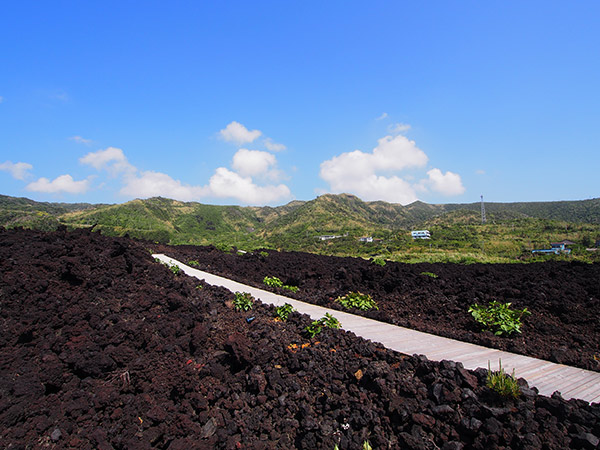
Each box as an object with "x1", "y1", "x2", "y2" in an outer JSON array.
[{"x1": 154, "y1": 254, "x2": 600, "y2": 403}]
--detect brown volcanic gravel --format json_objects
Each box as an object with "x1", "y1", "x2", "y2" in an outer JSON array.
[
  {"x1": 156, "y1": 244, "x2": 600, "y2": 373},
  {"x1": 0, "y1": 227, "x2": 599, "y2": 449}
]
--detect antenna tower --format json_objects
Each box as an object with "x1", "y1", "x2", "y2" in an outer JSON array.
[{"x1": 480, "y1": 195, "x2": 486, "y2": 224}]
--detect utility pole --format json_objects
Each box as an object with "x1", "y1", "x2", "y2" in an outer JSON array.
[{"x1": 480, "y1": 195, "x2": 486, "y2": 224}]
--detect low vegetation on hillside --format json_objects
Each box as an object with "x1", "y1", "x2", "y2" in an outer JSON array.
[{"x1": 1, "y1": 194, "x2": 599, "y2": 263}]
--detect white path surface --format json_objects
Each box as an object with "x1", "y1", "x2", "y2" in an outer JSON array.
[{"x1": 154, "y1": 254, "x2": 600, "y2": 403}]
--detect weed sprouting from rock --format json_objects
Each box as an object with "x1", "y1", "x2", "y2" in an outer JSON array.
[{"x1": 486, "y1": 360, "x2": 521, "y2": 398}]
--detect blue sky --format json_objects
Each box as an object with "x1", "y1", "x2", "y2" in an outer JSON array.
[{"x1": 1, "y1": 1, "x2": 599, "y2": 206}]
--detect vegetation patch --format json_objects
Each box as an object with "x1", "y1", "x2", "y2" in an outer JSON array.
[
  {"x1": 233, "y1": 292, "x2": 254, "y2": 311},
  {"x1": 336, "y1": 291, "x2": 378, "y2": 311},
  {"x1": 274, "y1": 303, "x2": 295, "y2": 321},
  {"x1": 420, "y1": 271, "x2": 438, "y2": 278},
  {"x1": 486, "y1": 360, "x2": 521, "y2": 398},
  {"x1": 263, "y1": 276, "x2": 283, "y2": 288},
  {"x1": 469, "y1": 301, "x2": 530, "y2": 336},
  {"x1": 263, "y1": 276, "x2": 298, "y2": 292},
  {"x1": 305, "y1": 313, "x2": 341, "y2": 338}
]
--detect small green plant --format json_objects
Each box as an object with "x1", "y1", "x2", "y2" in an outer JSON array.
[
  {"x1": 336, "y1": 292, "x2": 378, "y2": 311},
  {"x1": 362, "y1": 441, "x2": 373, "y2": 450},
  {"x1": 233, "y1": 292, "x2": 254, "y2": 311},
  {"x1": 321, "y1": 313, "x2": 341, "y2": 329},
  {"x1": 486, "y1": 360, "x2": 521, "y2": 398},
  {"x1": 170, "y1": 264, "x2": 181, "y2": 275},
  {"x1": 305, "y1": 320, "x2": 323, "y2": 338},
  {"x1": 274, "y1": 303, "x2": 295, "y2": 321},
  {"x1": 420, "y1": 271, "x2": 438, "y2": 278},
  {"x1": 469, "y1": 300, "x2": 530, "y2": 336},
  {"x1": 305, "y1": 313, "x2": 341, "y2": 337},
  {"x1": 263, "y1": 276, "x2": 298, "y2": 292},
  {"x1": 259, "y1": 251, "x2": 269, "y2": 258},
  {"x1": 187, "y1": 260, "x2": 200, "y2": 267},
  {"x1": 372, "y1": 257, "x2": 386, "y2": 266},
  {"x1": 263, "y1": 276, "x2": 283, "y2": 288}
]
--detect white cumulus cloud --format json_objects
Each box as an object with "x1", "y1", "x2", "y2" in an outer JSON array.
[
  {"x1": 80, "y1": 147, "x2": 136, "y2": 176},
  {"x1": 119, "y1": 171, "x2": 209, "y2": 201},
  {"x1": 320, "y1": 135, "x2": 428, "y2": 204},
  {"x1": 207, "y1": 168, "x2": 291, "y2": 205},
  {"x1": 423, "y1": 168, "x2": 465, "y2": 196},
  {"x1": 219, "y1": 121, "x2": 262, "y2": 145},
  {"x1": 26, "y1": 174, "x2": 90, "y2": 194},
  {"x1": 320, "y1": 134, "x2": 465, "y2": 204},
  {"x1": 0, "y1": 161, "x2": 33, "y2": 180},
  {"x1": 80, "y1": 146, "x2": 290, "y2": 205},
  {"x1": 231, "y1": 148, "x2": 284, "y2": 181}
]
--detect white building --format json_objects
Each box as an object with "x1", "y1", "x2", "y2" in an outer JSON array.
[{"x1": 411, "y1": 230, "x2": 431, "y2": 239}]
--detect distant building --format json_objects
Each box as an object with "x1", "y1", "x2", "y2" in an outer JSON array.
[
  {"x1": 411, "y1": 230, "x2": 431, "y2": 239},
  {"x1": 551, "y1": 240, "x2": 575, "y2": 251},
  {"x1": 358, "y1": 236, "x2": 373, "y2": 243},
  {"x1": 532, "y1": 239, "x2": 574, "y2": 255}
]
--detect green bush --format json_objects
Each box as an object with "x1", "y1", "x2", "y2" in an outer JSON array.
[
  {"x1": 264, "y1": 276, "x2": 298, "y2": 292},
  {"x1": 336, "y1": 292, "x2": 378, "y2": 311},
  {"x1": 263, "y1": 276, "x2": 283, "y2": 288},
  {"x1": 469, "y1": 301, "x2": 530, "y2": 336},
  {"x1": 305, "y1": 320, "x2": 323, "y2": 338},
  {"x1": 321, "y1": 312, "x2": 341, "y2": 329},
  {"x1": 486, "y1": 360, "x2": 521, "y2": 398},
  {"x1": 233, "y1": 292, "x2": 254, "y2": 311},
  {"x1": 274, "y1": 303, "x2": 295, "y2": 321},
  {"x1": 305, "y1": 313, "x2": 341, "y2": 337}
]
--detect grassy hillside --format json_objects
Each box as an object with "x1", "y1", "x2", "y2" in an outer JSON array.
[
  {"x1": 2, "y1": 193, "x2": 600, "y2": 262},
  {"x1": 60, "y1": 197, "x2": 267, "y2": 249},
  {"x1": 0, "y1": 194, "x2": 97, "y2": 231}
]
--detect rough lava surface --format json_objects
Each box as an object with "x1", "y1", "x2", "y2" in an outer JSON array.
[
  {"x1": 1, "y1": 228, "x2": 599, "y2": 449},
  {"x1": 156, "y1": 244, "x2": 600, "y2": 373}
]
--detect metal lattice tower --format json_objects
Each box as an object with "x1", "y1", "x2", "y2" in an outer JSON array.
[{"x1": 481, "y1": 195, "x2": 486, "y2": 224}]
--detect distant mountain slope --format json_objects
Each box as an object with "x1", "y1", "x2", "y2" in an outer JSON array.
[
  {"x1": 1, "y1": 194, "x2": 599, "y2": 246},
  {"x1": 0, "y1": 194, "x2": 98, "y2": 231},
  {"x1": 60, "y1": 197, "x2": 264, "y2": 244},
  {"x1": 418, "y1": 198, "x2": 600, "y2": 224}
]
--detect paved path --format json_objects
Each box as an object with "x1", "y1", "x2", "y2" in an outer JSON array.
[{"x1": 154, "y1": 254, "x2": 600, "y2": 403}]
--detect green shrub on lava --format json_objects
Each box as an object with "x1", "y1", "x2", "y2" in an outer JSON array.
[
  {"x1": 263, "y1": 276, "x2": 298, "y2": 292},
  {"x1": 336, "y1": 291, "x2": 378, "y2": 311},
  {"x1": 233, "y1": 292, "x2": 254, "y2": 312},
  {"x1": 469, "y1": 300, "x2": 530, "y2": 336},
  {"x1": 274, "y1": 303, "x2": 295, "y2": 321},
  {"x1": 305, "y1": 313, "x2": 341, "y2": 338}
]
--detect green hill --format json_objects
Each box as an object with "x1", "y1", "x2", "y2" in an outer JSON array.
[{"x1": 2, "y1": 193, "x2": 600, "y2": 262}]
